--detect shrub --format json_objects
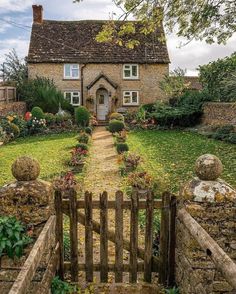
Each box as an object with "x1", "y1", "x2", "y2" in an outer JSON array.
[
  {"x1": 109, "y1": 120, "x2": 125, "y2": 133},
  {"x1": 127, "y1": 171, "x2": 154, "y2": 191},
  {"x1": 75, "y1": 106, "x2": 90, "y2": 127},
  {"x1": 45, "y1": 113, "x2": 56, "y2": 125},
  {"x1": 19, "y1": 77, "x2": 74, "y2": 114},
  {"x1": 0, "y1": 217, "x2": 32, "y2": 259},
  {"x1": 110, "y1": 112, "x2": 124, "y2": 121},
  {"x1": 227, "y1": 133, "x2": 236, "y2": 144},
  {"x1": 116, "y1": 143, "x2": 129, "y2": 154},
  {"x1": 9, "y1": 123, "x2": 20, "y2": 138},
  {"x1": 141, "y1": 103, "x2": 156, "y2": 113},
  {"x1": 85, "y1": 127, "x2": 92, "y2": 135},
  {"x1": 77, "y1": 132, "x2": 89, "y2": 144},
  {"x1": 123, "y1": 152, "x2": 141, "y2": 170},
  {"x1": 31, "y1": 106, "x2": 45, "y2": 119},
  {"x1": 75, "y1": 143, "x2": 89, "y2": 151}
]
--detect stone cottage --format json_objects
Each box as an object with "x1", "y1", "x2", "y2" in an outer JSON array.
[{"x1": 28, "y1": 5, "x2": 170, "y2": 121}]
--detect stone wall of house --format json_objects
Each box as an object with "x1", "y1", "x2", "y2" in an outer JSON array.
[
  {"x1": 28, "y1": 63, "x2": 169, "y2": 111},
  {"x1": 0, "y1": 101, "x2": 26, "y2": 116},
  {"x1": 176, "y1": 154, "x2": 236, "y2": 294},
  {"x1": 202, "y1": 102, "x2": 236, "y2": 126}
]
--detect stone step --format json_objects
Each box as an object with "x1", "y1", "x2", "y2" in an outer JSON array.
[{"x1": 97, "y1": 120, "x2": 109, "y2": 126}]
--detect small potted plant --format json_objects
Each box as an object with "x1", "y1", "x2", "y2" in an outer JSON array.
[
  {"x1": 127, "y1": 171, "x2": 154, "y2": 199},
  {"x1": 123, "y1": 152, "x2": 141, "y2": 172}
]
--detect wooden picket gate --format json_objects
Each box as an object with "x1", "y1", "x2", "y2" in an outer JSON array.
[{"x1": 55, "y1": 189, "x2": 176, "y2": 287}]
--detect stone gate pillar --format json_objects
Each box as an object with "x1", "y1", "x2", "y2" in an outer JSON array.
[
  {"x1": 176, "y1": 154, "x2": 236, "y2": 294},
  {"x1": 0, "y1": 156, "x2": 54, "y2": 227}
]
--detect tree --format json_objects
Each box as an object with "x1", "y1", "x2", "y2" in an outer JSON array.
[
  {"x1": 159, "y1": 68, "x2": 190, "y2": 102},
  {"x1": 199, "y1": 53, "x2": 236, "y2": 102},
  {"x1": 75, "y1": 0, "x2": 236, "y2": 45},
  {"x1": 0, "y1": 49, "x2": 27, "y2": 87}
]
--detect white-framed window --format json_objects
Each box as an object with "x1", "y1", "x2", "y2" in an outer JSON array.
[
  {"x1": 123, "y1": 64, "x2": 139, "y2": 79},
  {"x1": 64, "y1": 91, "x2": 81, "y2": 106},
  {"x1": 64, "y1": 64, "x2": 79, "y2": 79},
  {"x1": 123, "y1": 90, "x2": 139, "y2": 105}
]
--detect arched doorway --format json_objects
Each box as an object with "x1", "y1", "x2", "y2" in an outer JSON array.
[{"x1": 96, "y1": 88, "x2": 109, "y2": 121}]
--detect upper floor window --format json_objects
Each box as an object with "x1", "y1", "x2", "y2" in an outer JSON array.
[
  {"x1": 64, "y1": 64, "x2": 79, "y2": 79},
  {"x1": 64, "y1": 91, "x2": 80, "y2": 106},
  {"x1": 123, "y1": 90, "x2": 139, "y2": 105},
  {"x1": 123, "y1": 64, "x2": 139, "y2": 79}
]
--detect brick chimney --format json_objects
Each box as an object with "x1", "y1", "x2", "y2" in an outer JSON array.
[{"x1": 32, "y1": 5, "x2": 43, "y2": 24}]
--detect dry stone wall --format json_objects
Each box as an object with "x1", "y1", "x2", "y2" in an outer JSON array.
[
  {"x1": 202, "y1": 102, "x2": 236, "y2": 126},
  {"x1": 0, "y1": 102, "x2": 26, "y2": 116}
]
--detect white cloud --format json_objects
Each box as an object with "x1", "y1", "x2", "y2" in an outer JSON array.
[
  {"x1": 0, "y1": 38, "x2": 28, "y2": 64},
  {"x1": 0, "y1": 0, "x2": 33, "y2": 14}
]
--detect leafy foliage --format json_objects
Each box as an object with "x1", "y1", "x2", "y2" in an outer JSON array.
[
  {"x1": 74, "y1": 106, "x2": 90, "y2": 127},
  {"x1": 0, "y1": 217, "x2": 32, "y2": 259},
  {"x1": 51, "y1": 276, "x2": 75, "y2": 294},
  {"x1": 77, "y1": 132, "x2": 90, "y2": 144},
  {"x1": 165, "y1": 286, "x2": 180, "y2": 294},
  {"x1": 75, "y1": 0, "x2": 236, "y2": 45},
  {"x1": 199, "y1": 53, "x2": 236, "y2": 102},
  {"x1": 0, "y1": 49, "x2": 27, "y2": 88},
  {"x1": 159, "y1": 68, "x2": 190, "y2": 101},
  {"x1": 19, "y1": 77, "x2": 73, "y2": 113}
]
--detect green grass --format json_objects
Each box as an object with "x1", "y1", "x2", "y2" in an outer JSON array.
[
  {"x1": 0, "y1": 132, "x2": 78, "y2": 186},
  {"x1": 127, "y1": 130, "x2": 236, "y2": 193}
]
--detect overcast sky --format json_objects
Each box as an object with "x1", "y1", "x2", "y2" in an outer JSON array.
[{"x1": 0, "y1": 0, "x2": 235, "y2": 76}]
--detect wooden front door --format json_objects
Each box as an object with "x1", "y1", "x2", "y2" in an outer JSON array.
[{"x1": 96, "y1": 88, "x2": 109, "y2": 121}]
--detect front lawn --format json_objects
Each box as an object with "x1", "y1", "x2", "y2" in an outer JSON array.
[
  {"x1": 127, "y1": 130, "x2": 236, "y2": 193},
  {"x1": 0, "y1": 132, "x2": 77, "y2": 186}
]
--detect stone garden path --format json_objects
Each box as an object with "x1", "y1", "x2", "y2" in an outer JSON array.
[
  {"x1": 83, "y1": 126, "x2": 122, "y2": 193},
  {"x1": 76, "y1": 127, "x2": 161, "y2": 293}
]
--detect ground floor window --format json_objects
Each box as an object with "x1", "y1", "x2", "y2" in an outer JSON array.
[
  {"x1": 64, "y1": 91, "x2": 81, "y2": 106},
  {"x1": 123, "y1": 90, "x2": 139, "y2": 105}
]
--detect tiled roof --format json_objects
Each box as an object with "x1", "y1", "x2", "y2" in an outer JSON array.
[
  {"x1": 184, "y1": 76, "x2": 202, "y2": 91},
  {"x1": 28, "y1": 20, "x2": 170, "y2": 64}
]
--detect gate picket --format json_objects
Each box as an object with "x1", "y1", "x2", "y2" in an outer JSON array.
[
  {"x1": 115, "y1": 191, "x2": 124, "y2": 283},
  {"x1": 85, "y1": 192, "x2": 93, "y2": 282},
  {"x1": 144, "y1": 191, "x2": 154, "y2": 282},
  {"x1": 100, "y1": 192, "x2": 108, "y2": 282},
  {"x1": 130, "y1": 191, "x2": 139, "y2": 283},
  {"x1": 69, "y1": 189, "x2": 78, "y2": 282}
]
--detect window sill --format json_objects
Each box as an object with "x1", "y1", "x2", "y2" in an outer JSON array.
[
  {"x1": 63, "y1": 78, "x2": 80, "y2": 81},
  {"x1": 123, "y1": 78, "x2": 140, "y2": 81},
  {"x1": 122, "y1": 104, "x2": 139, "y2": 107}
]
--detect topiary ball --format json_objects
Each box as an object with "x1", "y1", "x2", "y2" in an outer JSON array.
[
  {"x1": 110, "y1": 112, "x2": 124, "y2": 122},
  {"x1": 109, "y1": 120, "x2": 125, "y2": 133},
  {"x1": 31, "y1": 107, "x2": 45, "y2": 119},
  {"x1": 12, "y1": 156, "x2": 40, "y2": 181},
  {"x1": 75, "y1": 106, "x2": 90, "y2": 127},
  {"x1": 116, "y1": 143, "x2": 129, "y2": 154}
]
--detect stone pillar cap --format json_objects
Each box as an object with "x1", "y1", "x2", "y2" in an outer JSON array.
[{"x1": 181, "y1": 154, "x2": 236, "y2": 202}]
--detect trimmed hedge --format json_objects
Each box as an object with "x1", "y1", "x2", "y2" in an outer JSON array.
[{"x1": 110, "y1": 112, "x2": 124, "y2": 121}]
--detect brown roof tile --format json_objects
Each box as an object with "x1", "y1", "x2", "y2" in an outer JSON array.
[{"x1": 28, "y1": 20, "x2": 170, "y2": 64}]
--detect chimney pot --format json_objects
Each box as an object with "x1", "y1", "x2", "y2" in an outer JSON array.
[{"x1": 32, "y1": 5, "x2": 43, "y2": 24}]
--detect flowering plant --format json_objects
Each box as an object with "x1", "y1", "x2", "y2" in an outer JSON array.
[
  {"x1": 69, "y1": 147, "x2": 88, "y2": 166},
  {"x1": 123, "y1": 152, "x2": 141, "y2": 170},
  {"x1": 115, "y1": 130, "x2": 127, "y2": 142},
  {"x1": 27, "y1": 117, "x2": 47, "y2": 134},
  {"x1": 127, "y1": 171, "x2": 153, "y2": 190},
  {"x1": 53, "y1": 171, "x2": 77, "y2": 191}
]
